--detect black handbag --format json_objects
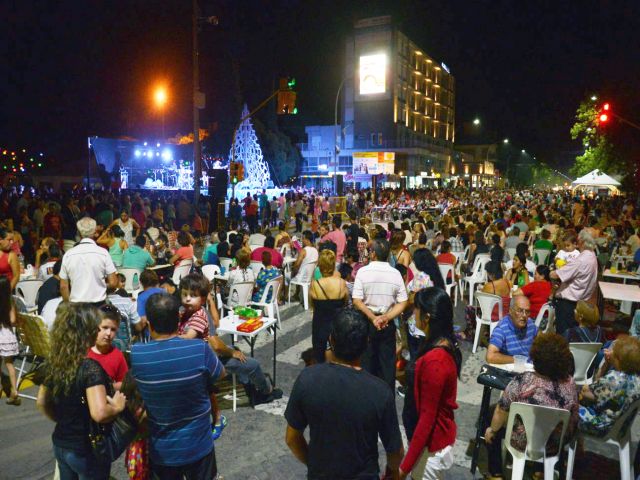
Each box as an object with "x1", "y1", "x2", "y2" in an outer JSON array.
[{"x1": 79, "y1": 360, "x2": 138, "y2": 462}]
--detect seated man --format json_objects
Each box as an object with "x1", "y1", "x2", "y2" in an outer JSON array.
[
  {"x1": 251, "y1": 235, "x2": 284, "y2": 269},
  {"x1": 122, "y1": 235, "x2": 155, "y2": 273},
  {"x1": 486, "y1": 295, "x2": 538, "y2": 365},
  {"x1": 37, "y1": 260, "x2": 62, "y2": 314}
]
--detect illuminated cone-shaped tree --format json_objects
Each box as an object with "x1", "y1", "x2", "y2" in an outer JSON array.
[{"x1": 228, "y1": 104, "x2": 272, "y2": 190}]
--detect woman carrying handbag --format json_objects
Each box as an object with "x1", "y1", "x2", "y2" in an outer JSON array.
[{"x1": 37, "y1": 303, "x2": 136, "y2": 480}]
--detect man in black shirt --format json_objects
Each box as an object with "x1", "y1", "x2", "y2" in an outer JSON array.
[
  {"x1": 37, "y1": 260, "x2": 62, "y2": 314},
  {"x1": 285, "y1": 309, "x2": 403, "y2": 479}
]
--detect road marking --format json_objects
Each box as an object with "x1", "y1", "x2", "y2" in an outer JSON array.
[{"x1": 278, "y1": 337, "x2": 312, "y2": 365}]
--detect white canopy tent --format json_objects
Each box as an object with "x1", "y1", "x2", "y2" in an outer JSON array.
[{"x1": 571, "y1": 169, "x2": 621, "y2": 195}]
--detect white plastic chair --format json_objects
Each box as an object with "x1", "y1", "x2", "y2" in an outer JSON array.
[
  {"x1": 249, "y1": 261, "x2": 264, "y2": 277},
  {"x1": 569, "y1": 342, "x2": 603, "y2": 386},
  {"x1": 438, "y1": 263, "x2": 457, "y2": 306},
  {"x1": 172, "y1": 259, "x2": 193, "y2": 285},
  {"x1": 502, "y1": 402, "x2": 571, "y2": 480},
  {"x1": 15, "y1": 280, "x2": 43, "y2": 312},
  {"x1": 534, "y1": 303, "x2": 555, "y2": 333},
  {"x1": 505, "y1": 247, "x2": 517, "y2": 262},
  {"x1": 251, "y1": 276, "x2": 282, "y2": 328},
  {"x1": 222, "y1": 281, "x2": 254, "y2": 316},
  {"x1": 567, "y1": 397, "x2": 640, "y2": 480},
  {"x1": 248, "y1": 233, "x2": 266, "y2": 248},
  {"x1": 288, "y1": 262, "x2": 316, "y2": 310},
  {"x1": 460, "y1": 255, "x2": 491, "y2": 305},
  {"x1": 201, "y1": 264, "x2": 221, "y2": 282},
  {"x1": 473, "y1": 291, "x2": 502, "y2": 354},
  {"x1": 117, "y1": 268, "x2": 140, "y2": 293},
  {"x1": 219, "y1": 257, "x2": 233, "y2": 273},
  {"x1": 533, "y1": 248, "x2": 551, "y2": 266}
]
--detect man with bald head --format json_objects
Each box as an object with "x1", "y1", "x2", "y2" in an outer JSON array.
[{"x1": 486, "y1": 295, "x2": 538, "y2": 365}]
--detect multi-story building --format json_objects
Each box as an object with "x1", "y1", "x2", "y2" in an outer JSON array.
[
  {"x1": 298, "y1": 15, "x2": 456, "y2": 191},
  {"x1": 455, "y1": 143, "x2": 498, "y2": 188},
  {"x1": 343, "y1": 15, "x2": 455, "y2": 188}
]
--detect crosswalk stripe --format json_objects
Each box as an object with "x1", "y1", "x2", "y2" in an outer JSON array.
[{"x1": 278, "y1": 337, "x2": 312, "y2": 365}]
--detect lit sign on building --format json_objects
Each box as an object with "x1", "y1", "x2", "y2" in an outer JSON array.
[
  {"x1": 359, "y1": 53, "x2": 387, "y2": 95},
  {"x1": 353, "y1": 151, "x2": 395, "y2": 174}
]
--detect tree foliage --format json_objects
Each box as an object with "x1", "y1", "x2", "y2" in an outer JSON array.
[
  {"x1": 252, "y1": 118, "x2": 300, "y2": 185},
  {"x1": 570, "y1": 98, "x2": 622, "y2": 177}
]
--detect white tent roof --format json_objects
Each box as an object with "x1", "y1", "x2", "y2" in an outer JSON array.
[{"x1": 571, "y1": 169, "x2": 621, "y2": 187}]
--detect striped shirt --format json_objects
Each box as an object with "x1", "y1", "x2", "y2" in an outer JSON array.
[
  {"x1": 131, "y1": 337, "x2": 223, "y2": 466},
  {"x1": 489, "y1": 316, "x2": 538, "y2": 359},
  {"x1": 178, "y1": 307, "x2": 209, "y2": 339},
  {"x1": 352, "y1": 261, "x2": 408, "y2": 313}
]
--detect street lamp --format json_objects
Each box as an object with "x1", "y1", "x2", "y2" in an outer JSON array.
[
  {"x1": 153, "y1": 86, "x2": 168, "y2": 139},
  {"x1": 591, "y1": 95, "x2": 597, "y2": 101},
  {"x1": 521, "y1": 149, "x2": 526, "y2": 154},
  {"x1": 473, "y1": 118, "x2": 480, "y2": 126},
  {"x1": 503, "y1": 138, "x2": 509, "y2": 144}
]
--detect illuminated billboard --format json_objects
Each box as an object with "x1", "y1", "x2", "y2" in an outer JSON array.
[
  {"x1": 359, "y1": 53, "x2": 387, "y2": 95},
  {"x1": 353, "y1": 151, "x2": 395, "y2": 174}
]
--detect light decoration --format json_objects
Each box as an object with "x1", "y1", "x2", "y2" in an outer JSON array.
[{"x1": 228, "y1": 104, "x2": 272, "y2": 189}]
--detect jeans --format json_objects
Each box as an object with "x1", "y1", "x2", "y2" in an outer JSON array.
[
  {"x1": 222, "y1": 355, "x2": 269, "y2": 393},
  {"x1": 53, "y1": 445, "x2": 111, "y2": 480},
  {"x1": 151, "y1": 447, "x2": 217, "y2": 480},
  {"x1": 554, "y1": 298, "x2": 578, "y2": 335},
  {"x1": 361, "y1": 321, "x2": 397, "y2": 391}
]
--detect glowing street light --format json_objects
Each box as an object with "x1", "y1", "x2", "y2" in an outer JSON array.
[
  {"x1": 503, "y1": 138, "x2": 509, "y2": 144},
  {"x1": 521, "y1": 149, "x2": 526, "y2": 154},
  {"x1": 153, "y1": 85, "x2": 168, "y2": 139},
  {"x1": 473, "y1": 118, "x2": 480, "y2": 126},
  {"x1": 591, "y1": 95, "x2": 597, "y2": 101}
]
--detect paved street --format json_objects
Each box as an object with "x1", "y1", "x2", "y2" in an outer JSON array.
[{"x1": 0, "y1": 300, "x2": 628, "y2": 480}]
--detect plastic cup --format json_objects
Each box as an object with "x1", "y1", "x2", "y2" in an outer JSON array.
[
  {"x1": 513, "y1": 355, "x2": 527, "y2": 373},
  {"x1": 610, "y1": 266, "x2": 618, "y2": 274}
]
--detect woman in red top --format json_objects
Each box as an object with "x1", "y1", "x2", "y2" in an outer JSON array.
[
  {"x1": 513, "y1": 265, "x2": 552, "y2": 320},
  {"x1": 0, "y1": 229, "x2": 20, "y2": 291},
  {"x1": 169, "y1": 231, "x2": 194, "y2": 266},
  {"x1": 400, "y1": 288, "x2": 461, "y2": 479}
]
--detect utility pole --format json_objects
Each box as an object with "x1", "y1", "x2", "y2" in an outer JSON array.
[
  {"x1": 333, "y1": 78, "x2": 345, "y2": 194},
  {"x1": 192, "y1": 0, "x2": 202, "y2": 204}
]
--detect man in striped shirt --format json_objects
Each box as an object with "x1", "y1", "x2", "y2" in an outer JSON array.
[
  {"x1": 486, "y1": 295, "x2": 538, "y2": 364},
  {"x1": 352, "y1": 238, "x2": 408, "y2": 390},
  {"x1": 131, "y1": 293, "x2": 225, "y2": 479}
]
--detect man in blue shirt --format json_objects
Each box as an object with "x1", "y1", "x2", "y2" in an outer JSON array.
[
  {"x1": 122, "y1": 235, "x2": 154, "y2": 273},
  {"x1": 131, "y1": 292, "x2": 224, "y2": 479},
  {"x1": 486, "y1": 295, "x2": 538, "y2": 364},
  {"x1": 136, "y1": 270, "x2": 165, "y2": 327}
]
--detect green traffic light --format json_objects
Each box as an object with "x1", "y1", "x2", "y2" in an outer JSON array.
[
  {"x1": 293, "y1": 107, "x2": 298, "y2": 114},
  {"x1": 232, "y1": 176, "x2": 238, "y2": 184},
  {"x1": 288, "y1": 78, "x2": 296, "y2": 88}
]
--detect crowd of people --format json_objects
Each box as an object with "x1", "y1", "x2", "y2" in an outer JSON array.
[{"x1": 0, "y1": 183, "x2": 639, "y2": 478}]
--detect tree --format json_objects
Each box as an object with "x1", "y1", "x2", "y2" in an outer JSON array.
[{"x1": 570, "y1": 97, "x2": 622, "y2": 177}]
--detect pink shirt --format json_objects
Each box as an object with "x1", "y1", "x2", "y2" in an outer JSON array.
[
  {"x1": 556, "y1": 249, "x2": 598, "y2": 302},
  {"x1": 250, "y1": 247, "x2": 283, "y2": 268},
  {"x1": 322, "y1": 229, "x2": 347, "y2": 263}
]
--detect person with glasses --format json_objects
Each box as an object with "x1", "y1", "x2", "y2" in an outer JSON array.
[{"x1": 486, "y1": 295, "x2": 538, "y2": 365}]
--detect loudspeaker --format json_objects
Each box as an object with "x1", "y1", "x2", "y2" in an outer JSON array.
[
  {"x1": 336, "y1": 175, "x2": 344, "y2": 196},
  {"x1": 209, "y1": 169, "x2": 228, "y2": 199}
]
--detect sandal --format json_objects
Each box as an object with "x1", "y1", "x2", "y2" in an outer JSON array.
[{"x1": 6, "y1": 395, "x2": 21, "y2": 406}]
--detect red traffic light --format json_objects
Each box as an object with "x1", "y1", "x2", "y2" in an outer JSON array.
[
  {"x1": 603, "y1": 103, "x2": 610, "y2": 111},
  {"x1": 599, "y1": 113, "x2": 609, "y2": 123}
]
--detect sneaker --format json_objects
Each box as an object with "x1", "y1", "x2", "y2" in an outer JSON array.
[{"x1": 212, "y1": 415, "x2": 228, "y2": 440}]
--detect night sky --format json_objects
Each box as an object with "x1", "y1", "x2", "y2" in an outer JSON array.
[{"x1": 3, "y1": 0, "x2": 640, "y2": 173}]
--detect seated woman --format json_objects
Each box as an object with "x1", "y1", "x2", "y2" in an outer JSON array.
[
  {"x1": 563, "y1": 300, "x2": 603, "y2": 343},
  {"x1": 462, "y1": 260, "x2": 511, "y2": 342},
  {"x1": 505, "y1": 251, "x2": 530, "y2": 288},
  {"x1": 252, "y1": 251, "x2": 281, "y2": 303},
  {"x1": 513, "y1": 265, "x2": 552, "y2": 320},
  {"x1": 169, "y1": 231, "x2": 194, "y2": 266},
  {"x1": 579, "y1": 335, "x2": 640, "y2": 436},
  {"x1": 484, "y1": 333, "x2": 579, "y2": 479}
]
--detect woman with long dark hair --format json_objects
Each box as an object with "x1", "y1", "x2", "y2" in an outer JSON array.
[
  {"x1": 400, "y1": 287, "x2": 461, "y2": 480},
  {"x1": 37, "y1": 303, "x2": 127, "y2": 479}
]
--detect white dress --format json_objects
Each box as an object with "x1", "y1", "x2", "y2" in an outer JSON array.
[{"x1": 0, "y1": 325, "x2": 19, "y2": 357}]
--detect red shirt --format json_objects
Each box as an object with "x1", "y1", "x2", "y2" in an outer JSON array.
[
  {"x1": 178, "y1": 307, "x2": 209, "y2": 339},
  {"x1": 251, "y1": 247, "x2": 284, "y2": 268},
  {"x1": 436, "y1": 252, "x2": 456, "y2": 265},
  {"x1": 521, "y1": 280, "x2": 552, "y2": 319},
  {"x1": 87, "y1": 347, "x2": 128, "y2": 383},
  {"x1": 401, "y1": 347, "x2": 458, "y2": 472}
]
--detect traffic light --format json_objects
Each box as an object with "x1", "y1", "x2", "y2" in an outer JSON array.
[
  {"x1": 598, "y1": 102, "x2": 610, "y2": 124},
  {"x1": 277, "y1": 77, "x2": 298, "y2": 115},
  {"x1": 237, "y1": 162, "x2": 244, "y2": 181},
  {"x1": 229, "y1": 162, "x2": 239, "y2": 184}
]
